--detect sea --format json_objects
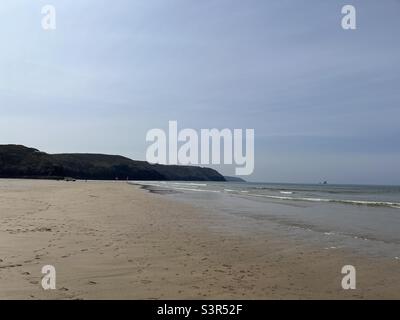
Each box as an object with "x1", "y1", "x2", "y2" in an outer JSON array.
[{"x1": 131, "y1": 181, "x2": 400, "y2": 259}]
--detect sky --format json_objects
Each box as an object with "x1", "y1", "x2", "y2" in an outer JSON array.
[{"x1": 0, "y1": 0, "x2": 399, "y2": 184}]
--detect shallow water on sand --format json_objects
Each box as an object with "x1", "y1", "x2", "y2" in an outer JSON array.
[{"x1": 132, "y1": 181, "x2": 400, "y2": 260}]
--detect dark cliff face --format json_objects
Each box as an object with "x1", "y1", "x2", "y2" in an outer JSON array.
[{"x1": 0, "y1": 145, "x2": 226, "y2": 181}]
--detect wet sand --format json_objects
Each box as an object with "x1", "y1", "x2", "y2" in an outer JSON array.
[{"x1": 0, "y1": 179, "x2": 399, "y2": 299}]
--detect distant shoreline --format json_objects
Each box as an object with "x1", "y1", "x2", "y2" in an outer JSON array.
[{"x1": 0, "y1": 144, "x2": 225, "y2": 182}]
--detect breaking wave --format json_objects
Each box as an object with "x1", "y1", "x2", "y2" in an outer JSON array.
[{"x1": 248, "y1": 193, "x2": 400, "y2": 209}]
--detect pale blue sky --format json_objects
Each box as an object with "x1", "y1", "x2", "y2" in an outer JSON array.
[{"x1": 1, "y1": 0, "x2": 399, "y2": 184}]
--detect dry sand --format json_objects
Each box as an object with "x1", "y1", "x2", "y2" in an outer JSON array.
[{"x1": 0, "y1": 179, "x2": 399, "y2": 299}]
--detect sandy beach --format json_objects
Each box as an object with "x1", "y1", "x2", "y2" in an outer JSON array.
[{"x1": 0, "y1": 179, "x2": 399, "y2": 299}]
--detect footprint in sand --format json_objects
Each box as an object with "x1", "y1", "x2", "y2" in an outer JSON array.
[
  {"x1": 0, "y1": 263, "x2": 22, "y2": 269},
  {"x1": 141, "y1": 280, "x2": 152, "y2": 284}
]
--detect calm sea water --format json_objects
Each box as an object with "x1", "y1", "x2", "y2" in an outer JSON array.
[{"x1": 132, "y1": 181, "x2": 400, "y2": 259}]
